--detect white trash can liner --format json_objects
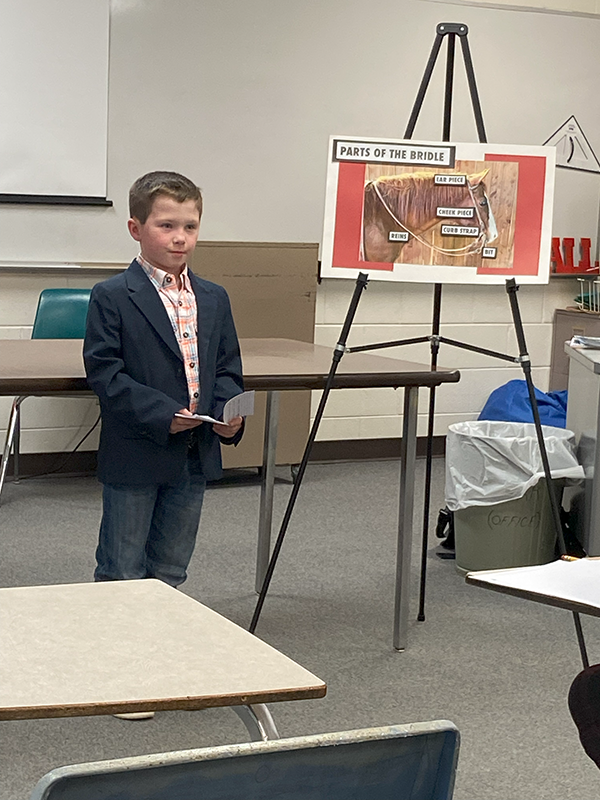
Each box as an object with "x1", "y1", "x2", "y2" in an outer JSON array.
[{"x1": 445, "y1": 420, "x2": 584, "y2": 512}]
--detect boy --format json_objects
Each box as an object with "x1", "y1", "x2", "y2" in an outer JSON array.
[{"x1": 84, "y1": 171, "x2": 244, "y2": 590}]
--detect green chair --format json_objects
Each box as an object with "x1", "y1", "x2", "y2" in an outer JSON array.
[
  {"x1": 30, "y1": 288, "x2": 91, "y2": 339},
  {"x1": 0, "y1": 288, "x2": 92, "y2": 504}
]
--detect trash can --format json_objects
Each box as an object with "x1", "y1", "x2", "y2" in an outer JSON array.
[{"x1": 445, "y1": 421, "x2": 584, "y2": 572}]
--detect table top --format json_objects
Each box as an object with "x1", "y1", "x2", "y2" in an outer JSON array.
[
  {"x1": 0, "y1": 338, "x2": 459, "y2": 395},
  {"x1": 466, "y1": 558, "x2": 600, "y2": 619},
  {"x1": 0, "y1": 580, "x2": 326, "y2": 720},
  {"x1": 565, "y1": 342, "x2": 600, "y2": 375},
  {"x1": 239, "y1": 338, "x2": 459, "y2": 390}
]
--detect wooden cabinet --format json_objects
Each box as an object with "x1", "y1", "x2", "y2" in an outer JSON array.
[
  {"x1": 191, "y1": 241, "x2": 318, "y2": 468},
  {"x1": 550, "y1": 308, "x2": 600, "y2": 391}
]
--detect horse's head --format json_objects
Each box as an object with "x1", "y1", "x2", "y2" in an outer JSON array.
[{"x1": 467, "y1": 168, "x2": 497, "y2": 244}]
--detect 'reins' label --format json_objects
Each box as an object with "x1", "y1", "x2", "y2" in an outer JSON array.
[{"x1": 388, "y1": 231, "x2": 409, "y2": 242}]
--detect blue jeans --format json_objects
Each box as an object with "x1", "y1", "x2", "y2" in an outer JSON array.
[{"x1": 95, "y1": 459, "x2": 207, "y2": 587}]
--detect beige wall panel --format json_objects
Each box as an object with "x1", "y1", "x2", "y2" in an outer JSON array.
[{"x1": 191, "y1": 241, "x2": 317, "y2": 467}]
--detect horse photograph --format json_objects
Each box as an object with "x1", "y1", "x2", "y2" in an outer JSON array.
[{"x1": 361, "y1": 160, "x2": 518, "y2": 270}]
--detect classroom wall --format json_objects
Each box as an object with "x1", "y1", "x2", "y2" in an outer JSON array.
[{"x1": 0, "y1": 0, "x2": 598, "y2": 455}]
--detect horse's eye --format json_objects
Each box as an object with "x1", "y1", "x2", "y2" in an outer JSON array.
[{"x1": 479, "y1": 198, "x2": 488, "y2": 206}]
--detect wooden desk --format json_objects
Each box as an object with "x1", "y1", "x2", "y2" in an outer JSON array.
[
  {"x1": 0, "y1": 338, "x2": 460, "y2": 650},
  {"x1": 0, "y1": 579, "x2": 325, "y2": 741},
  {"x1": 0, "y1": 337, "x2": 459, "y2": 393}
]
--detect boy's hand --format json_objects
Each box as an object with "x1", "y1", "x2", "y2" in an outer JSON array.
[
  {"x1": 213, "y1": 416, "x2": 243, "y2": 438},
  {"x1": 170, "y1": 409, "x2": 203, "y2": 434}
]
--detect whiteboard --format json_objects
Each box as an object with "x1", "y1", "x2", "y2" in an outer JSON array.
[{"x1": 0, "y1": 0, "x2": 109, "y2": 201}]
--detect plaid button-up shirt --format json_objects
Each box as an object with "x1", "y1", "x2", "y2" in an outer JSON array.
[{"x1": 137, "y1": 255, "x2": 200, "y2": 413}]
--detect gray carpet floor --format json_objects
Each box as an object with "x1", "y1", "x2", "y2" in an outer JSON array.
[{"x1": 1, "y1": 458, "x2": 600, "y2": 799}]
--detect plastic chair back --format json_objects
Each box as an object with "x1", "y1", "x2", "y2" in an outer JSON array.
[
  {"x1": 29, "y1": 721, "x2": 459, "y2": 800},
  {"x1": 31, "y1": 288, "x2": 91, "y2": 339}
]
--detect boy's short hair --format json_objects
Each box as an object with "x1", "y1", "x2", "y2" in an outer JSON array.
[{"x1": 129, "y1": 171, "x2": 203, "y2": 223}]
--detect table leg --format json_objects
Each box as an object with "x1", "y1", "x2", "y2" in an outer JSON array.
[
  {"x1": 13, "y1": 402, "x2": 21, "y2": 484},
  {"x1": 0, "y1": 397, "x2": 21, "y2": 504},
  {"x1": 256, "y1": 390, "x2": 280, "y2": 592},
  {"x1": 233, "y1": 704, "x2": 279, "y2": 741},
  {"x1": 394, "y1": 386, "x2": 419, "y2": 651}
]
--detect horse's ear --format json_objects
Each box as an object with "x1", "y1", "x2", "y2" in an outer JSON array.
[{"x1": 468, "y1": 168, "x2": 490, "y2": 187}]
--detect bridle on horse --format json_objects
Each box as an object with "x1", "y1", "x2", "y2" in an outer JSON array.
[{"x1": 366, "y1": 179, "x2": 489, "y2": 258}]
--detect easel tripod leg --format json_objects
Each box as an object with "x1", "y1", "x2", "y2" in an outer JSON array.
[
  {"x1": 505, "y1": 278, "x2": 589, "y2": 669},
  {"x1": 418, "y1": 284, "x2": 442, "y2": 621},
  {"x1": 404, "y1": 22, "x2": 487, "y2": 623},
  {"x1": 404, "y1": 32, "x2": 444, "y2": 139},
  {"x1": 249, "y1": 273, "x2": 369, "y2": 634}
]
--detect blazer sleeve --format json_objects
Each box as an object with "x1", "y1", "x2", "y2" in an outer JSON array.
[
  {"x1": 212, "y1": 289, "x2": 245, "y2": 447},
  {"x1": 83, "y1": 283, "x2": 182, "y2": 447}
]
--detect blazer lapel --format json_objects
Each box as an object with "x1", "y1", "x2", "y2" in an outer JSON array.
[{"x1": 125, "y1": 260, "x2": 182, "y2": 361}]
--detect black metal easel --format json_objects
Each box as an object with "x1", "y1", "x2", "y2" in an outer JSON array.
[
  {"x1": 345, "y1": 22, "x2": 589, "y2": 667},
  {"x1": 250, "y1": 22, "x2": 589, "y2": 666}
]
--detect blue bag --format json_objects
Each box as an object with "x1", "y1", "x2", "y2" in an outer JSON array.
[{"x1": 478, "y1": 379, "x2": 568, "y2": 428}]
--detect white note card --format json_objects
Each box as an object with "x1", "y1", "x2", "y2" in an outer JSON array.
[
  {"x1": 175, "y1": 391, "x2": 255, "y2": 425},
  {"x1": 222, "y1": 391, "x2": 255, "y2": 423}
]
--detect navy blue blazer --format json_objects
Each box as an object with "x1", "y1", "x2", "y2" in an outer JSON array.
[{"x1": 84, "y1": 259, "x2": 244, "y2": 485}]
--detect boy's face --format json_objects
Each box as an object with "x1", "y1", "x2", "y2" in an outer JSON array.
[{"x1": 128, "y1": 195, "x2": 201, "y2": 274}]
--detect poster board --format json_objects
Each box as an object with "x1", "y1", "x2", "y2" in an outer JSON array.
[{"x1": 321, "y1": 137, "x2": 556, "y2": 285}]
